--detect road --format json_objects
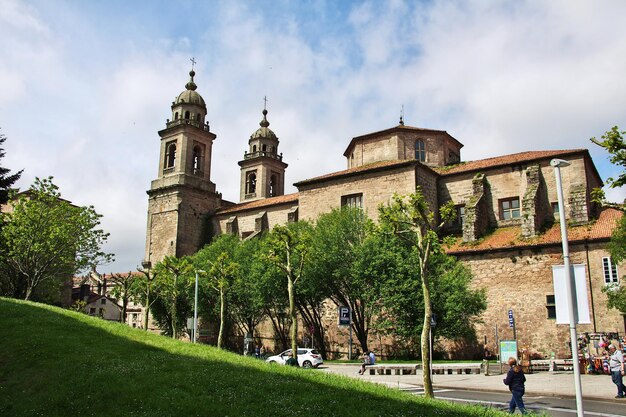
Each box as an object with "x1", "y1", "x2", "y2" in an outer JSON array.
[{"x1": 405, "y1": 387, "x2": 626, "y2": 417}]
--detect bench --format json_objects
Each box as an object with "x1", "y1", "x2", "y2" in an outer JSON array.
[
  {"x1": 529, "y1": 359, "x2": 574, "y2": 373},
  {"x1": 368, "y1": 364, "x2": 418, "y2": 375},
  {"x1": 368, "y1": 363, "x2": 482, "y2": 375}
]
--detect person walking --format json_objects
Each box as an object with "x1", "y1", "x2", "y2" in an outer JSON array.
[
  {"x1": 503, "y1": 357, "x2": 527, "y2": 414},
  {"x1": 608, "y1": 344, "x2": 626, "y2": 398}
]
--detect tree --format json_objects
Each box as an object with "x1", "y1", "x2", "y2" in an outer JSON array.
[
  {"x1": 0, "y1": 128, "x2": 22, "y2": 205},
  {"x1": 591, "y1": 126, "x2": 626, "y2": 264},
  {"x1": 309, "y1": 207, "x2": 379, "y2": 355},
  {"x1": 109, "y1": 271, "x2": 138, "y2": 323},
  {"x1": 0, "y1": 177, "x2": 113, "y2": 300},
  {"x1": 378, "y1": 188, "x2": 455, "y2": 398},
  {"x1": 152, "y1": 256, "x2": 193, "y2": 339},
  {"x1": 133, "y1": 265, "x2": 158, "y2": 331},
  {"x1": 264, "y1": 221, "x2": 313, "y2": 361},
  {"x1": 194, "y1": 234, "x2": 241, "y2": 349}
]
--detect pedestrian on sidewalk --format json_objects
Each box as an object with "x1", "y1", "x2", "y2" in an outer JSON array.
[
  {"x1": 503, "y1": 357, "x2": 527, "y2": 414},
  {"x1": 608, "y1": 344, "x2": 625, "y2": 398}
]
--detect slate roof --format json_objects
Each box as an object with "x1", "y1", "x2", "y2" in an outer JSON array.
[{"x1": 446, "y1": 207, "x2": 623, "y2": 255}]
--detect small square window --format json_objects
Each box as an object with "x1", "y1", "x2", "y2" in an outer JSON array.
[
  {"x1": 551, "y1": 202, "x2": 560, "y2": 216},
  {"x1": 341, "y1": 193, "x2": 363, "y2": 209},
  {"x1": 500, "y1": 198, "x2": 520, "y2": 220},
  {"x1": 89, "y1": 307, "x2": 96, "y2": 315},
  {"x1": 101, "y1": 298, "x2": 106, "y2": 305}
]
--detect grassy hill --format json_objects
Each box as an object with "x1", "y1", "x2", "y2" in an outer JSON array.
[{"x1": 0, "y1": 298, "x2": 505, "y2": 417}]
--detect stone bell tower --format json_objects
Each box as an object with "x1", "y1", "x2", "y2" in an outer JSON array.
[
  {"x1": 238, "y1": 105, "x2": 288, "y2": 202},
  {"x1": 144, "y1": 67, "x2": 222, "y2": 265}
]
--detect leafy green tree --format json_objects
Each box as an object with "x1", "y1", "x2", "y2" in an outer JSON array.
[
  {"x1": 152, "y1": 256, "x2": 193, "y2": 339},
  {"x1": 602, "y1": 281, "x2": 626, "y2": 315},
  {"x1": 309, "y1": 207, "x2": 379, "y2": 355},
  {"x1": 194, "y1": 235, "x2": 241, "y2": 349},
  {"x1": 132, "y1": 266, "x2": 158, "y2": 331},
  {"x1": 264, "y1": 221, "x2": 313, "y2": 361},
  {"x1": 591, "y1": 126, "x2": 626, "y2": 265},
  {"x1": 230, "y1": 237, "x2": 267, "y2": 340},
  {"x1": 378, "y1": 188, "x2": 455, "y2": 398},
  {"x1": 0, "y1": 128, "x2": 22, "y2": 205},
  {"x1": 109, "y1": 271, "x2": 138, "y2": 323},
  {"x1": 0, "y1": 177, "x2": 113, "y2": 301}
]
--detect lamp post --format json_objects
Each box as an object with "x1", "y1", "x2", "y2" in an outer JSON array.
[
  {"x1": 551, "y1": 158, "x2": 584, "y2": 417},
  {"x1": 193, "y1": 269, "x2": 205, "y2": 343}
]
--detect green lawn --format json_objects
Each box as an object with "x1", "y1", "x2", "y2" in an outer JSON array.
[{"x1": 0, "y1": 298, "x2": 507, "y2": 417}]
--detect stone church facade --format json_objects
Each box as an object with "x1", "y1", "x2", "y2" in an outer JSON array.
[{"x1": 144, "y1": 70, "x2": 624, "y2": 358}]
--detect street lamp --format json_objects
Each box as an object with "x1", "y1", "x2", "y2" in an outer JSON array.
[
  {"x1": 551, "y1": 158, "x2": 584, "y2": 417},
  {"x1": 193, "y1": 269, "x2": 205, "y2": 343}
]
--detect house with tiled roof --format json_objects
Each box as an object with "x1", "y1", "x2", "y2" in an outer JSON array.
[{"x1": 143, "y1": 69, "x2": 624, "y2": 358}]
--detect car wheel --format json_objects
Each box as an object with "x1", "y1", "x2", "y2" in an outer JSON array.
[{"x1": 303, "y1": 360, "x2": 312, "y2": 368}]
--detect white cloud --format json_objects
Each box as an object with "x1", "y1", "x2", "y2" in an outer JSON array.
[{"x1": 1, "y1": 0, "x2": 625, "y2": 273}]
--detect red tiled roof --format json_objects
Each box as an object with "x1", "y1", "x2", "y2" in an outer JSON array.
[
  {"x1": 294, "y1": 159, "x2": 421, "y2": 187},
  {"x1": 216, "y1": 193, "x2": 299, "y2": 215},
  {"x1": 446, "y1": 207, "x2": 623, "y2": 254},
  {"x1": 434, "y1": 149, "x2": 588, "y2": 176}
]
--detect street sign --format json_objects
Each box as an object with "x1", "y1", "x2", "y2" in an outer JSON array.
[
  {"x1": 338, "y1": 306, "x2": 350, "y2": 326},
  {"x1": 508, "y1": 309, "x2": 514, "y2": 328}
]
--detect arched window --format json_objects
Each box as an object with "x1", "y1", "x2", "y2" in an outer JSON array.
[
  {"x1": 262, "y1": 144, "x2": 267, "y2": 152},
  {"x1": 174, "y1": 112, "x2": 179, "y2": 120},
  {"x1": 415, "y1": 140, "x2": 426, "y2": 162},
  {"x1": 252, "y1": 145, "x2": 257, "y2": 153},
  {"x1": 269, "y1": 175, "x2": 276, "y2": 197},
  {"x1": 192, "y1": 145, "x2": 202, "y2": 173},
  {"x1": 165, "y1": 142, "x2": 176, "y2": 169},
  {"x1": 246, "y1": 172, "x2": 257, "y2": 194},
  {"x1": 196, "y1": 113, "x2": 201, "y2": 122},
  {"x1": 184, "y1": 111, "x2": 190, "y2": 119}
]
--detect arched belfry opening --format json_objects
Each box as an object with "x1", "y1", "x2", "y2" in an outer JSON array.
[{"x1": 238, "y1": 101, "x2": 288, "y2": 202}]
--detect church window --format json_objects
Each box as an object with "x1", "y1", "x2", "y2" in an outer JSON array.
[
  {"x1": 546, "y1": 295, "x2": 556, "y2": 319},
  {"x1": 603, "y1": 257, "x2": 619, "y2": 285},
  {"x1": 269, "y1": 175, "x2": 277, "y2": 197},
  {"x1": 184, "y1": 111, "x2": 190, "y2": 119},
  {"x1": 341, "y1": 193, "x2": 363, "y2": 209},
  {"x1": 252, "y1": 145, "x2": 257, "y2": 153},
  {"x1": 499, "y1": 197, "x2": 520, "y2": 220},
  {"x1": 262, "y1": 144, "x2": 267, "y2": 152},
  {"x1": 246, "y1": 171, "x2": 257, "y2": 195},
  {"x1": 164, "y1": 142, "x2": 177, "y2": 169},
  {"x1": 196, "y1": 113, "x2": 201, "y2": 122},
  {"x1": 415, "y1": 140, "x2": 426, "y2": 162},
  {"x1": 174, "y1": 112, "x2": 179, "y2": 120},
  {"x1": 193, "y1": 145, "x2": 203, "y2": 174}
]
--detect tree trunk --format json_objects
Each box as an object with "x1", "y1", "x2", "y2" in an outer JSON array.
[
  {"x1": 288, "y1": 275, "x2": 298, "y2": 361},
  {"x1": 218, "y1": 288, "x2": 225, "y2": 349},
  {"x1": 421, "y1": 266, "x2": 434, "y2": 398}
]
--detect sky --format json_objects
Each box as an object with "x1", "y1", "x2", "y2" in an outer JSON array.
[{"x1": 1, "y1": 0, "x2": 625, "y2": 274}]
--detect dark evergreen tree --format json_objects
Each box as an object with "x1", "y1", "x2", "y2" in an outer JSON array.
[{"x1": 0, "y1": 129, "x2": 23, "y2": 204}]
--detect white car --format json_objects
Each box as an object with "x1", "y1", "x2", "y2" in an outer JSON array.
[{"x1": 265, "y1": 348, "x2": 323, "y2": 368}]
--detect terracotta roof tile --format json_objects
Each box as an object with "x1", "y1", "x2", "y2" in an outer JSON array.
[
  {"x1": 295, "y1": 160, "x2": 420, "y2": 187},
  {"x1": 216, "y1": 193, "x2": 299, "y2": 215},
  {"x1": 446, "y1": 207, "x2": 623, "y2": 254},
  {"x1": 434, "y1": 149, "x2": 588, "y2": 176}
]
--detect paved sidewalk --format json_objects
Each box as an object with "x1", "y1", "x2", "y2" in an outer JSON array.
[{"x1": 321, "y1": 363, "x2": 622, "y2": 402}]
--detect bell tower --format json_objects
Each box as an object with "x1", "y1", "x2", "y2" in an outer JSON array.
[
  {"x1": 144, "y1": 67, "x2": 222, "y2": 265},
  {"x1": 238, "y1": 105, "x2": 288, "y2": 202}
]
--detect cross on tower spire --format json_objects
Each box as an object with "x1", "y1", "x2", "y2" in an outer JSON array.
[
  {"x1": 190, "y1": 57, "x2": 196, "y2": 71},
  {"x1": 263, "y1": 95, "x2": 268, "y2": 110}
]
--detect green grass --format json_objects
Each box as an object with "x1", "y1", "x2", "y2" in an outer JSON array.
[{"x1": 0, "y1": 298, "x2": 508, "y2": 417}]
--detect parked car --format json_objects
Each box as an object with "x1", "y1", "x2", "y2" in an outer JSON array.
[{"x1": 265, "y1": 348, "x2": 323, "y2": 368}]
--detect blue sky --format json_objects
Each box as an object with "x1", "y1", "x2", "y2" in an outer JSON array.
[{"x1": 1, "y1": 0, "x2": 625, "y2": 274}]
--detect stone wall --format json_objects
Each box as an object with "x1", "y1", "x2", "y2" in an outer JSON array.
[{"x1": 455, "y1": 241, "x2": 624, "y2": 358}]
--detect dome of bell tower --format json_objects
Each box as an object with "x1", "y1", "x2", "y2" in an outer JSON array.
[
  {"x1": 251, "y1": 109, "x2": 277, "y2": 140},
  {"x1": 174, "y1": 70, "x2": 206, "y2": 107}
]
